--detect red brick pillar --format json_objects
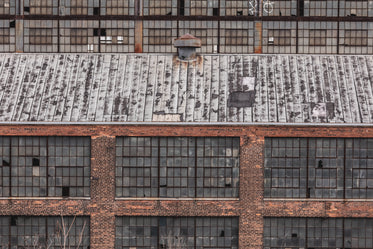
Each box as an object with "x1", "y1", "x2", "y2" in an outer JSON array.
[
  {"x1": 90, "y1": 135, "x2": 116, "y2": 249},
  {"x1": 239, "y1": 134, "x2": 264, "y2": 248}
]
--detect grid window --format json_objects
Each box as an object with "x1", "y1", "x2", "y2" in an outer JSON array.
[
  {"x1": 220, "y1": 21, "x2": 254, "y2": 53},
  {"x1": 143, "y1": 21, "x2": 177, "y2": 53},
  {"x1": 264, "y1": 138, "x2": 373, "y2": 199},
  {"x1": 143, "y1": 0, "x2": 176, "y2": 15},
  {"x1": 309, "y1": 29, "x2": 327, "y2": 46},
  {"x1": 345, "y1": 138, "x2": 373, "y2": 199},
  {"x1": 179, "y1": 21, "x2": 219, "y2": 53},
  {"x1": 0, "y1": 28, "x2": 9, "y2": 44},
  {"x1": 263, "y1": 22, "x2": 297, "y2": 53},
  {"x1": 264, "y1": 218, "x2": 373, "y2": 249},
  {"x1": 0, "y1": 216, "x2": 89, "y2": 249},
  {"x1": 115, "y1": 216, "x2": 239, "y2": 249},
  {"x1": 340, "y1": 0, "x2": 370, "y2": 16},
  {"x1": 263, "y1": 0, "x2": 297, "y2": 16},
  {"x1": 268, "y1": 29, "x2": 291, "y2": 46},
  {"x1": 0, "y1": 0, "x2": 11, "y2": 14},
  {"x1": 225, "y1": 29, "x2": 249, "y2": 45},
  {"x1": 0, "y1": 136, "x2": 90, "y2": 197},
  {"x1": 29, "y1": 28, "x2": 53, "y2": 45},
  {"x1": 99, "y1": 21, "x2": 135, "y2": 53},
  {"x1": 298, "y1": 22, "x2": 338, "y2": 54},
  {"x1": 105, "y1": 0, "x2": 133, "y2": 15},
  {"x1": 116, "y1": 137, "x2": 240, "y2": 198},
  {"x1": 28, "y1": 0, "x2": 55, "y2": 15},
  {"x1": 148, "y1": 29, "x2": 172, "y2": 45},
  {"x1": 183, "y1": 0, "x2": 220, "y2": 16},
  {"x1": 223, "y1": 0, "x2": 253, "y2": 16},
  {"x1": 344, "y1": 30, "x2": 368, "y2": 46},
  {"x1": 339, "y1": 22, "x2": 373, "y2": 54},
  {"x1": 70, "y1": 29, "x2": 89, "y2": 45},
  {"x1": 303, "y1": 0, "x2": 339, "y2": 17},
  {"x1": 70, "y1": 0, "x2": 89, "y2": 15}
]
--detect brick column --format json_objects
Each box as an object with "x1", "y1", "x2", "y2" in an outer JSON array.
[
  {"x1": 239, "y1": 134, "x2": 264, "y2": 248},
  {"x1": 90, "y1": 135, "x2": 116, "y2": 249}
]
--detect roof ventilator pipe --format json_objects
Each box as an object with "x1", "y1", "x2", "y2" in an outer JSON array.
[{"x1": 174, "y1": 33, "x2": 202, "y2": 61}]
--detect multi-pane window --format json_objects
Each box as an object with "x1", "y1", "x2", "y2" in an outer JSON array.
[
  {"x1": 29, "y1": 28, "x2": 53, "y2": 45},
  {"x1": 263, "y1": 22, "x2": 297, "y2": 53},
  {"x1": 148, "y1": 29, "x2": 172, "y2": 45},
  {"x1": 340, "y1": 0, "x2": 370, "y2": 16},
  {"x1": 344, "y1": 30, "x2": 368, "y2": 46},
  {"x1": 0, "y1": 216, "x2": 90, "y2": 248},
  {"x1": 0, "y1": 0, "x2": 11, "y2": 14},
  {"x1": 303, "y1": 0, "x2": 339, "y2": 17},
  {"x1": 143, "y1": 0, "x2": 176, "y2": 15},
  {"x1": 298, "y1": 22, "x2": 338, "y2": 54},
  {"x1": 225, "y1": 29, "x2": 249, "y2": 46},
  {"x1": 309, "y1": 29, "x2": 327, "y2": 46},
  {"x1": 268, "y1": 29, "x2": 292, "y2": 46},
  {"x1": 70, "y1": 28, "x2": 89, "y2": 45},
  {"x1": 339, "y1": 22, "x2": 373, "y2": 54},
  {"x1": 220, "y1": 21, "x2": 254, "y2": 53},
  {"x1": 28, "y1": 0, "x2": 55, "y2": 15},
  {"x1": 184, "y1": 0, "x2": 220, "y2": 16},
  {"x1": 143, "y1": 21, "x2": 177, "y2": 53},
  {"x1": 263, "y1": 0, "x2": 297, "y2": 16},
  {"x1": 264, "y1": 138, "x2": 373, "y2": 199},
  {"x1": 116, "y1": 137, "x2": 240, "y2": 198},
  {"x1": 105, "y1": 0, "x2": 134, "y2": 15},
  {"x1": 179, "y1": 21, "x2": 219, "y2": 53},
  {"x1": 222, "y1": 0, "x2": 253, "y2": 16},
  {"x1": 115, "y1": 216, "x2": 239, "y2": 249},
  {"x1": 264, "y1": 217, "x2": 373, "y2": 249},
  {"x1": 70, "y1": 0, "x2": 89, "y2": 15},
  {"x1": 0, "y1": 136, "x2": 90, "y2": 197},
  {"x1": 0, "y1": 28, "x2": 9, "y2": 44}
]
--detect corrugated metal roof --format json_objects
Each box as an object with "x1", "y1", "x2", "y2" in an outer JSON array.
[{"x1": 0, "y1": 53, "x2": 372, "y2": 124}]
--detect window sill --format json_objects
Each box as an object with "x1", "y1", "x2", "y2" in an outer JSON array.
[
  {"x1": 0, "y1": 197, "x2": 91, "y2": 200},
  {"x1": 115, "y1": 197, "x2": 240, "y2": 201},
  {"x1": 264, "y1": 198, "x2": 373, "y2": 202}
]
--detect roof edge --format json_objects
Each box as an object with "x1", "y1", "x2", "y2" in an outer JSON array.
[{"x1": 0, "y1": 121, "x2": 372, "y2": 127}]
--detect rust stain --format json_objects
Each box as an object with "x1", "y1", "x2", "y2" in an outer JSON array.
[
  {"x1": 254, "y1": 22, "x2": 262, "y2": 54},
  {"x1": 134, "y1": 21, "x2": 143, "y2": 53}
]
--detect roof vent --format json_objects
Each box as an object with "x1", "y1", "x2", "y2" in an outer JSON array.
[{"x1": 174, "y1": 33, "x2": 202, "y2": 61}]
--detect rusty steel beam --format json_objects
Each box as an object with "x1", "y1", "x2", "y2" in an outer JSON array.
[{"x1": 1, "y1": 14, "x2": 373, "y2": 22}]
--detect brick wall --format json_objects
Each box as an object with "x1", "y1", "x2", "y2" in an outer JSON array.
[{"x1": 0, "y1": 124, "x2": 372, "y2": 249}]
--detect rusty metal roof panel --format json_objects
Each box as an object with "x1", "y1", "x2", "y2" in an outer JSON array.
[{"x1": 0, "y1": 53, "x2": 372, "y2": 124}]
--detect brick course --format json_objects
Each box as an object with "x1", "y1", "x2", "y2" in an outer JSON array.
[{"x1": 0, "y1": 124, "x2": 372, "y2": 248}]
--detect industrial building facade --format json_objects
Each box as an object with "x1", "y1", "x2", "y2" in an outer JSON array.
[
  {"x1": 0, "y1": 53, "x2": 373, "y2": 248},
  {"x1": 0, "y1": 0, "x2": 373, "y2": 53}
]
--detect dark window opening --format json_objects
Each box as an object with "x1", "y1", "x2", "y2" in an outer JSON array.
[
  {"x1": 10, "y1": 216, "x2": 17, "y2": 226},
  {"x1": 213, "y1": 8, "x2": 219, "y2": 16},
  {"x1": 24, "y1": 7, "x2": 30, "y2": 13},
  {"x1": 32, "y1": 158, "x2": 40, "y2": 166},
  {"x1": 9, "y1": 21, "x2": 15, "y2": 28},
  {"x1": 93, "y1": 7, "x2": 100, "y2": 15},
  {"x1": 93, "y1": 28, "x2": 99, "y2": 36},
  {"x1": 62, "y1": 187, "x2": 70, "y2": 197},
  {"x1": 299, "y1": 0, "x2": 304, "y2": 16},
  {"x1": 318, "y1": 160, "x2": 323, "y2": 168},
  {"x1": 179, "y1": 0, "x2": 185, "y2": 16},
  {"x1": 2, "y1": 160, "x2": 10, "y2": 166}
]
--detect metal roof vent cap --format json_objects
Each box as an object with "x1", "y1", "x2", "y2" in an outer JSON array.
[{"x1": 174, "y1": 33, "x2": 202, "y2": 61}]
